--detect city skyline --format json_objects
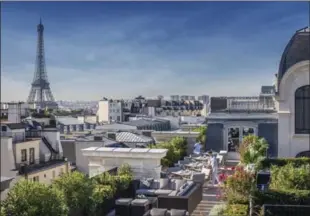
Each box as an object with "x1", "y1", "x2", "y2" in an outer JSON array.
[{"x1": 1, "y1": 1, "x2": 309, "y2": 101}]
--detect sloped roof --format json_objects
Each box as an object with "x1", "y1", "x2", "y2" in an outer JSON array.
[
  {"x1": 278, "y1": 27, "x2": 310, "y2": 86},
  {"x1": 5, "y1": 123, "x2": 25, "y2": 130},
  {"x1": 116, "y1": 132, "x2": 154, "y2": 143}
]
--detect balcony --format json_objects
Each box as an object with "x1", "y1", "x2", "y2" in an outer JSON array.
[
  {"x1": 1, "y1": 131, "x2": 42, "y2": 144},
  {"x1": 16, "y1": 157, "x2": 67, "y2": 175}
]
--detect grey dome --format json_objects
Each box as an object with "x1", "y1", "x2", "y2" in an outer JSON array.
[{"x1": 278, "y1": 27, "x2": 310, "y2": 87}]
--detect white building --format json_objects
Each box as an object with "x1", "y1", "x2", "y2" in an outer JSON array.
[
  {"x1": 97, "y1": 98, "x2": 123, "y2": 123},
  {"x1": 206, "y1": 27, "x2": 310, "y2": 159},
  {"x1": 81, "y1": 147, "x2": 167, "y2": 179},
  {"x1": 275, "y1": 27, "x2": 310, "y2": 158}
]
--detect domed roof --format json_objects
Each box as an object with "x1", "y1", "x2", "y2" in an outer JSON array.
[{"x1": 278, "y1": 27, "x2": 310, "y2": 86}]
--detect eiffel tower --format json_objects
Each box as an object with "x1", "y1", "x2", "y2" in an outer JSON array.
[{"x1": 27, "y1": 19, "x2": 58, "y2": 109}]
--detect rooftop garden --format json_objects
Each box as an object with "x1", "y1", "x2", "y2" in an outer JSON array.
[
  {"x1": 1, "y1": 164, "x2": 134, "y2": 216},
  {"x1": 211, "y1": 134, "x2": 310, "y2": 216}
]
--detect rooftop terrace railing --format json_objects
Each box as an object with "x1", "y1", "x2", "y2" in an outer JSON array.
[
  {"x1": 227, "y1": 97, "x2": 275, "y2": 111},
  {"x1": 210, "y1": 96, "x2": 276, "y2": 112},
  {"x1": 16, "y1": 157, "x2": 67, "y2": 175}
]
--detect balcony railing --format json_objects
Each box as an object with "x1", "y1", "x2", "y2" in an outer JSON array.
[
  {"x1": 210, "y1": 96, "x2": 276, "y2": 112},
  {"x1": 227, "y1": 97, "x2": 275, "y2": 111},
  {"x1": 16, "y1": 157, "x2": 67, "y2": 175}
]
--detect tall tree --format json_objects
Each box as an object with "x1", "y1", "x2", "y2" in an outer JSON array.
[
  {"x1": 2, "y1": 180, "x2": 68, "y2": 216},
  {"x1": 52, "y1": 171, "x2": 94, "y2": 215}
]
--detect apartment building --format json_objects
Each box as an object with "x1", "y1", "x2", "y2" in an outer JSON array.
[
  {"x1": 97, "y1": 98, "x2": 123, "y2": 123},
  {"x1": 7, "y1": 102, "x2": 36, "y2": 123},
  {"x1": 1, "y1": 122, "x2": 70, "y2": 200}
]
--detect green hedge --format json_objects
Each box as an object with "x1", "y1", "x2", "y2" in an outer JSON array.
[
  {"x1": 253, "y1": 189, "x2": 310, "y2": 206},
  {"x1": 263, "y1": 204, "x2": 310, "y2": 216},
  {"x1": 256, "y1": 158, "x2": 310, "y2": 170},
  {"x1": 224, "y1": 204, "x2": 248, "y2": 216}
]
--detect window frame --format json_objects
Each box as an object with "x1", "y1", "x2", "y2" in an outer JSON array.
[
  {"x1": 21, "y1": 149, "x2": 27, "y2": 162},
  {"x1": 29, "y1": 148, "x2": 35, "y2": 164},
  {"x1": 295, "y1": 85, "x2": 310, "y2": 134}
]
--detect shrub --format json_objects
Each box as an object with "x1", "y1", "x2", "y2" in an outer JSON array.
[
  {"x1": 222, "y1": 166, "x2": 255, "y2": 204},
  {"x1": 193, "y1": 125, "x2": 207, "y2": 145},
  {"x1": 238, "y1": 135, "x2": 268, "y2": 165},
  {"x1": 117, "y1": 163, "x2": 133, "y2": 177},
  {"x1": 3, "y1": 180, "x2": 68, "y2": 216},
  {"x1": 270, "y1": 163, "x2": 310, "y2": 190},
  {"x1": 209, "y1": 204, "x2": 226, "y2": 216},
  {"x1": 224, "y1": 204, "x2": 248, "y2": 216},
  {"x1": 256, "y1": 157, "x2": 310, "y2": 170},
  {"x1": 152, "y1": 136, "x2": 188, "y2": 167},
  {"x1": 253, "y1": 189, "x2": 310, "y2": 206}
]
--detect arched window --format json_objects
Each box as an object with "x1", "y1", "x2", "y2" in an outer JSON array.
[{"x1": 295, "y1": 85, "x2": 310, "y2": 134}]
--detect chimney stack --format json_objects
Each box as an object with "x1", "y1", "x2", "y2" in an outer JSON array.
[
  {"x1": 107, "y1": 132, "x2": 116, "y2": 140},
  {"x1": 141, "y1": 130, "x2": 152, "y2": 137}
]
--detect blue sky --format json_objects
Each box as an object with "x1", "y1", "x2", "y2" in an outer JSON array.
[{"x1": 1, "y1": 1, "x2": 309, "y2": 101}]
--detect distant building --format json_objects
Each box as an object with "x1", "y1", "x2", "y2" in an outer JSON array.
[
  {"x1": 170, "y1": 95, "x2": 180, "y2": 101},
  {"x1": 198, "y1": 95, "x2": 210, "y2": 104},
  {"x1": 56, "y1": 116, "x2": 96, "y2": 134},
  {"x1": 97, "y1": 98, "x2": 123, "y2": 123},
  {"x1": 7, "y1": 102, "x2": 35, "y2": 123},
  {"x1": 96, "y1": 118, "x2": 171, "y2": 132}
]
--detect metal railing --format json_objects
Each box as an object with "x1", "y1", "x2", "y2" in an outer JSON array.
[
  {"x1": 16, "y1": 157, "x2": 67, "y2": 175},
  {"x1": 226, "y1": 97, "x2": 276, "y2": 111}
]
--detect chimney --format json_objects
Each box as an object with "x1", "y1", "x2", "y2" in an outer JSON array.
[
  {"x1": 141, "y1": 130, "x2": 152, "y2": 137},
  {"x1": 94, "y1": 136, "x2": 103, "y2": 141},
  {"x1": 107, "y1": 132, "x2": 116, "y2": 140}
]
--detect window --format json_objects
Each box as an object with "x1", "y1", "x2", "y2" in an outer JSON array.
[
  {"x1": 60, "y1": 168, "x2": 64, "y2": 175},
  {"x1": 29, "y1": 148, "x2": 35, "y2": 164},
  {"x1": 228, "y1": 128, "x2": 240, "y2": 152},
  {"x1": 1, "y1": 126, "x2": 7, "y2": 132},
  {"x1": 21, "y1": 149, "x2": 27, "y2": 162},
  {"x1": 295, "y1": 85, "x2": 310, "y2": 134},
  {"x1": 33, "y1": 176, "x2": 39, "y2": 182},
  {"x1": 52, "y1": 170, "x2": 56, "y2": 178},
  {"x1": 117, "y1": 116, "x2": 121, "y2": 122}
]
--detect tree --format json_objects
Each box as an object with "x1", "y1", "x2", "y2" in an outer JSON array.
[
  {"x1": 152, "y1": 137, "x2": 188, "y2": 167},
  {"x1": 170, "y1": 136, "x2": 188, "y2": 158},
  {"x1": 52, "y1": 171, "x2": 94, "y2": 215},
  {"x1": 2, "y1": 180, "x2": 68, "y2": 216}
]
